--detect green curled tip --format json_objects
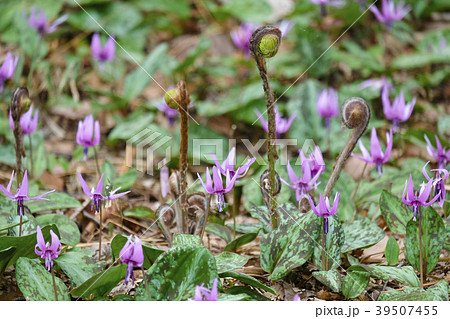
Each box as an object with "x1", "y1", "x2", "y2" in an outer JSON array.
[{"x1": 258, "y1": 34, "x2": 280, "y2": 58}]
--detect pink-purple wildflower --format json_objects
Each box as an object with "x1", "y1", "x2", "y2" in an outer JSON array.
[
  {"x1": 369, "y1": 0, "x2": 411, "y2": 30},
  {"x1": 0, "y1": 51, "x2": 19, "y2": 93},
  {"x1": 254, "y1": 106, "x2": 297, "y2": 139},
  {"x1": 27, "y1": 7, "x2": 68, "y2": 36},
  {"x1": 230, "y1": 22, "x2": 257, "y2": 58},
  {"x1": 194, "y1": 278, "x2": 218, "y2": 301},
  {"x1": 160, "y1": 165, "x2": 169, "y2": 199},
  {"x1": 382, "y1": 88, "x2": 415, "y2": 133},
  {"x1": 91, "y1": 33, "x2": 116, "y2": 63},
  {"x1": 317, "y1": 88, "x2": 339, "y2": 129},
  {"x1": 76, "y1": 114, "x2": 100, "y2": 161},
  {"x1": 424, "y1": 135, "x2": 450, "y2": 170},
  {"x1": 211, "y1": 147, "x2": 255, "y2": 181},
  {"x1": 119, "y1": 235, "x2": 144, "y2": 285},
  {"x1": 0, "y1": 170, "x2": 55, "y2": 216},
  {"x1": 308, "y1": 192, "x2": 340, "y2": 234},
  {"x1": 9, "y1": 105, "x2": 39, "y2": 135},
  {"x1": 402, "y1": 174, "x2": 441, "y2": 221},
  {"x1": 35, "y1": 226, "x2": 62, "y2": 271},
  {"x1": 422, "y1": 162, "x2": 448, "y2": 208},
  {"x1": 281, "y1": 161, "x2": 322, "y2": 202},
  {"x1": 299, "y1": 146, "x2": 325, "y2": 178}
]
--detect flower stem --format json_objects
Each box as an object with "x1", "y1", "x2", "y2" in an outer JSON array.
[
  {"x1": 322, "y1": 221, "x2": 326, "y2": 271},
  {"x1": 141, "y1": 266, "x2": 151, "y2": 301},
  {"x1": 51, "y1": 269, "x2": 58, "y2": 301},
  {"x1": 199, "y1": 194, "x2": 212, "y2": 245},
  {"x1": 232, "y1": 187, "x2": 241, "y2": 238},
  {"x1": 418, "y1": 207, "x2": 425, "y2": 288},
  {"x1": 178, "y1": 81, "x2": 190, "y2": 234},
  {"x1": 98, "y1": 205, "x2": 103, "y2": 262},
  {"x1": 351, "y1": 162, "x2": 367, "y2": 204},
  {"x1": 19, "y1": 214, "x2": 22, "y2": 237},
  {"x1": 93, "y1": 147, "x2": 101, "y2": 179},
  {"x1": 28, "y1": 134, "x2": 33, "y2": 177}
]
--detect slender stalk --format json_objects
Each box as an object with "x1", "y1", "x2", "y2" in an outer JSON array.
[
  {"x1": 351, "y1": 162, "x2": 368, "y2": 209},
  {"x1": 28, "y1": 134, "x2": 33, "y2": 177},
  {"x1": 51, "y1": 269, "x2": 58, "y2": 301},
  {"x1": 321, "y1": 227, "x2": 326, "y2": 271},
  {"x1": 178, "y1": 81, "x2": 190, "y2": 234},
  {"x1": 19, "y1": 215, "x2": 23, "y2": 237},
  {"x1": 232, "y1": 187, "x2": 241, "y2": 238},
  {"x1": 93, "y1": 147, "x2": 101, "y2": 179},
  {"x1": 141, "y1": 266, "x2": 151, "y2": 301},
  {"x1": 199, "y1": 194, "x2": 212, "y2": 245},
  {"x1": 419, "y1": 214, "x2": 424, "y2": 288},
  {"x1": 98, "y1": 205, "x2": 103, "y2": 262}
]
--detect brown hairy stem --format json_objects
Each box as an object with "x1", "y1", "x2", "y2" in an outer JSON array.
[
  {"x1": 51, "y1": 269, "x2": 58, "y2": 301},
  {"x1": 323, "y1": 97, "x2": 370, "y2": 198},
  {"x1": 250, "y1": 26, "x2": 282, "y2": 228}
]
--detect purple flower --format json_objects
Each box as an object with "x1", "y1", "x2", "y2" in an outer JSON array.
[
  {"x1": 369, "y1": 0, "x2": 411, "y2": 29},
  {"x1": 317, "y1": 88, "x2": 339, "y2": 129},
  {"x1": 352, "y1": 128, "x2": 393, "y2": 176},
  {"x1": 308, "y1": 192, "x2": 340, "y2": 234},
  {"x1": 422, "y1": 162, "x2": 448, "y2": 208},
  {"x1": 0, "y1": 51, "x2": 19, "y2": 93},
  {"x1": 358, "y1": 76, "x2": 393, "y2": 92},
  {"x1": 197, "y1": 166, "x2": 239, "y2": 212},
  {"x1": 194, "y1": 278, "x2": 218, "y2": 301},
  {"x1": 293, "y1": 294, "x2": 301, "y2": 301},
  {"x1": 230, "y1": 22, "x2": 257, "y2": 59},
  {"x1": 27, "y1": 7, "x2": 68, "y2": 36},
  {"x1": 299, "y1": 146, "x2": 325, "y2": 177},
  {"x1": 78, "y1": 173, "x2": 130, "y2": 214},
  {"x1": 254, "y1": 106, "x2": 297, "y2": 139},
  {"x1": 119, "y1": 235, "x2": 144, "y2": 285},
  {"x1": 91, "y1": 33, "x2": 115, "y2": 63},
  {"x1": 35, "y1": 226, "x2": 61, "y2": 271},
  {"x1": 211, "y1": 147, "x2": 255, "y2": 181},
  {"x1": 76, "y1": 114, "x2": 100, "y2": 161},
  {"x1": 281, "y1": 161, "x2": 321, "y2": 202},
  {"x1": 0, "y1": 170, "x2": 55, "y2": 216},
  {"x1": 277, "y1": 20, "x2": 295, "y2": 38},
  {"x1": 424, "y1": 135, "x2": 450, "y2": 170},
  {"x1": 9, "y1": 105, "x2": 39, "y2": 135},
  {"x1": 382, "y1": 88, "x2": 415, "y2": 133},
  {"x1": 402, "y1": 174, "x2": 440, "y2": 221},
  {"x1": 160, "y1": 165, "x2": 169, "y2": 199},
  {"x1": 309, "y1": 0, "x2": 345, "y2": 6}
]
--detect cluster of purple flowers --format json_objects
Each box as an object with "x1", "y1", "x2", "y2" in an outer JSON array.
[{"x1": 254, "y1": 106, "x2": 296, "y2": 139}]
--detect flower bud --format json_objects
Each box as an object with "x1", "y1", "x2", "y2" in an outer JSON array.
[
  {"x1": 164, "y1": 88, "x2": 181, "y2": 110},
  {"x1": 258, "y1": 33, "x2": 280, "y2": 58}
]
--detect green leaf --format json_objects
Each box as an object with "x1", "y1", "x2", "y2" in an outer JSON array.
[
  {"x1": 215, "y1": 252, "x2": 249, "y2": 273},
  {"x1": 342, "y1": 270, "x2": 370, "y2": 299},
  {"x1": 313, "y1": 216, "x2": 345, "y2": 270},
  {"x1": 205, "y1": 223, "x2": 233, "y2": 243},
  {"x1": 348, "y1": 265, "x2": 420, "y2": 288},
  {"x1": 7, "y1": 212, "x2": 38, "y2": 236},
  {"x1": 54, "y1": 249, "x2": 104, "y2": 287},
  {"x1": 0, "y1": 247, "x2": 16, "y2": 274},
  {"x1": 36, "y1": 214, "x2": 80, "y2": 247},
  {"x1": 222, "y1": 0, "x2": 272, "y2": 23},
  {"x1": 122, "y1": 43, "x2": 168, "y2": 100},
  {"x1": 110, "y1": 234, "x2": 164, "y2": 269},
  {"x1": 379, "y1": 190, "x2": 411, "y2": 234},
  {"x1": 173, "y1": 234, "x2": 201, "y2": 246},
  {"x1": 385, "y1": 237, "x2": 400, "y2": 266},
  {"x1": 223, "y1": 286, "x2": 270, "y2": 301},
  {"x1": 71, "y1": 264, "x2": 127, "y2": 299},
  {"x1": 113, "y1": 168, "x2": 138, "y2": 191},
  {"x1": 260, "y1": 211, "x2": 321, "y2": 280},
  {"x1": 225, "y1": 222, "x2": 263, "y2": 234},
  {"x1": 108, "y1": 111, "x2": 155, "y2": 142},
  {"x1": 135, "y1": 245, "x2": 219, "y2": 301},
  {"x1": 224, "y1": 231, "x2": 259, "y2": 252},
  {"x1": 123, "y1": 206, "x2": 155, "y2": 219},
  {"x1": 219, "y1": 270, "x2": 276, "y2": 295},
  {"x1": 312, "y1": 269, "x2": 341, "y2": 293},
  {"x1": 426, "y1": 280, "x2": 449, "y2": 301},
  {"x1": 341, "y1": 218, "x2": 384, "y2": 253},
  {"x1": 404, "y1": 206, "x2": 445, "y2": 274},
  {"x1": 378, "y1": 281, "x2": 448, "y2": 301},
  {"x1": 16, "y1": 257, "x2": 70, "y2": 301},
  {"x1": 247, "y1": 203, "x2": 271, "y2": 233},
  {"x1": 392, "y1": 52, "x2": 450, "y2": 69},
  {"x1": 27, "y1": 192, "x2": 81, "y2": 213},
  {"x1": 0, "y1": 225, "x2": 59, "y2": 268}
]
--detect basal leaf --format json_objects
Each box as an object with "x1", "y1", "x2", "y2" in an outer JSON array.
[
  {"x1": 219, "y1": 270, "x2": 276, "y2": 295},
  {"x1": 27, "y1": 192, "x2": 81, "y2": 213},
  {"x1": 342, "y1": 270, "x2": 370, "y2": 299},
  {"x1": 205, "y1": 223, "x2": 233, "y2": 243},
  {"x1": 379, "y1": 190, "x2": 411, "y2": 234},
  {"x1": 173, "y1": 233, "x2": 201, "y2": 246},
  {"x1": 312, "y1": 269, "x2": 342, "y2": 293},
  {"x1": 385, "y1": 237, "x2": 400, "y2": 266},
  {"x1": 215, "y1": 252, "x2": 249, "y2": 273},
  {"x1": 36, "y1": 214, "x2": 80, "y2": 247},
  {"x1": 224, "y1": 231, "x2": 259, "y2": 252},
  {"x1": 341, "y1": 218, "x2": 384, "y2": 253},
  {"x1": 313, "y1": 215, "x2": 345, "y2": 270},
  {"x1": 348, "y1": 264, "x2": 420, "y2": 288}
]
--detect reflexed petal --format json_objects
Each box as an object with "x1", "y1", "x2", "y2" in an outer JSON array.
[
  {"x1": 286, "y1": 161, "x2": 299, "y2": 184},
  {"x1": 35, "y1": 225, "x2": 46, "y2": 252},
  {"x1": 383, "y1": 130, "x2": 393, "y2": 162},
  {"x1": 16, "y1": 170, "x2": 29, "y2": 197},
  {"x1": 331, "y1": 192, "x2": 340, "y2": 215},
  {"x1": 95, "y1": 174, "x2": 104, "y2": 195},
  {"x1": 370, "y1": 128, "x2": 383, "y2": 160},
  {"x1": 407, "y1": 174, "x2": 415, "y2": 202},
  {"x1": 78, "y1": 173, "x2": 93, "y2": 197},
  {"x1": 92, "y1": 120, "x2": 100, "y2": 146},
  {"x1": 131, "y1": 236, "x2": 144, "y2": 267},
  {"x1": 422, "y1": 162, "x2": 432, "y2": 181},
  {"x1": 91, "y1": 33, "x2": 101, "y2": 58},
  {"x1": 418, "y1": 179, "x2": 433, "y2": 203},
  {"x1": 212, "y1": 166, "x2": 224, "y2": 192},
  {"x1": 49, "y1": 230, "x2": 62, "y2": 254}
]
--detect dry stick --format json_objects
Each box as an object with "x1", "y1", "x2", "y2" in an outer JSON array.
[
  {"x1": 250, "y1": 26, "x2": 281, "y2": 229},
  {"x1": 51, "y1": 269, "x2": 58, "y2": 301},
  {"x1": 178, "y1": 81, "x2": 190, "y2": 234}
]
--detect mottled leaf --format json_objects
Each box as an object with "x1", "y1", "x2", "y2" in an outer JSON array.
[
  {"x1": 385, "y1": 237, "x2": 400, "y2": 266},
  {"x1": 348, "y1": 265, "x2": 420, "y2": 287},
  {"x1": 70, "y1": 264, "x2": 127, "y2": 299},
  {"x1": 135, "y1": 245, "x2": 219, "y2": 301},
  {"x1": 205, "y1": 223, "x2": 233, "y2": 243},
  {"x1": 173, "y1": 234, "x2": 201, "y2": 246},
  {"x1": 7, "y1": 212, "x2": 37, "y2": 236},
  {"x1": 223, "y1": 286, "x2": 269, "y2": 301},
  {"x1": 123, "y1": 206, "x2": 155, "y2": 219},
  {"x1": 225, "y1": 222, "x2": 263, "y2": 234},
  {"x1": 16, "y1": 257, "x2": 70, "y2": 301},
  {"x1": 378, "y1": 281, "x2": 448, "y2": 301},
  {"x1": 215, "y1": 252, "x2": 249, "y2": 273},
  {"x1": 342, "y1": 270, "x2": 370, "y2": 299},
  {"x1": 341, "y1": 218, "x2": 384, "y2": 253},
  {"x1": 0, "y1": 247, "x2": 16, "y2": 274},
  {"x1": 247, "y1": 203, "x2": 271, "y2": 233},
  {"x1": 36, "y1": 214, "x2": 80, "y2": 247},
  {"x1": 219, "y1": 270, "x2": 276, "y2": 295},
  {"x1": 379, "y1": 190, "x2": 411, "y2": 234},
  {"x1": 260, "y1": 211, "x2": 321, "y2": 280},
  {"x1": 312, "y1": 269, "x2": 341, "y2": 292},
  {"x1": 404, "y1": 206, "x2": 445, "y2": 274},
  {"x1": 27, "y1": 192, "x2": 81, "y2": 213},
  {"x1": 224, "y1": 231, "x2": 259, "y2": 251},
  {"x1": 313, "y1": 215, "x2": 345, "y2": 270}
]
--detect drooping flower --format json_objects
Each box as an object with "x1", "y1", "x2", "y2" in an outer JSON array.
[
  {"x1": 352, "y1": 128, "x2": 393, "y2": 176},
  {"x1": 254, "y1": 106, "x2": 297, "y2": 139},
  {"x1": 422, "y1": 162, "x2": 448, "y2": 208},
  {"x1": 160, "y1": 165, "x2": 169, "y2": 199},
  {"x1": 9, "y1": 105, "x2": 39, "y2": 135},
  {"x1": 382, "y1": 88, "x2": 415, "y2": 133},
  {"x1": 230, "y1": 22, "x2": 257, "y2": 58},
  {"x1": 293, "y1": 294, "x2": 301, "y2": 301},
  {"x1": 402, "y1": 174, "x2": 441, "y2": 221},
  {"x1": 78, "y1": 173, "x2": 130, "y2": 214},
  {"x1": 308, "y1": 192, "x2": 340, "y2": 234},
  {"x1": 0, "y1": 51, "x2": 19, "y2": 93},
  {"x1": 91, "y1": 33, "x2": 116, "y2": 63},
  {"x1": 35, "y1": 226, "x2": 62, "y2": 271},
  {"x1": 424, "y1": 135, "x2": 450, "y2": 170},
  {"x1": 211, "y1": 147, "x2": 255, "y2": 181},
  {"x1": 369, "y1": 0, "x2": 411, "y2": 29},
  {"x1": 194, "y1": 278, "x2": 218, "y2": 301},
  {"x1": 0, "y1": 170, "x2": 55, "y2": 216},
  {"x1": 281, "y1": 161, "x2": 322, "y2": 202},
  {"x1": 299, "y1": 146, "x2": 325, "y2": 177},
  {"x1": 276, "y1": 20, "x2": 295, "y2": 38},
  {"x1": 197, "y1": 166, "x2": 239, "y2": 212},
  {"x1": 316, "y1": 88, "x2": 339, "y2": 129},
  {"x1": 27, "y1": 7, "x2": 68, "y2": 36},
  {"x1": 76, "y1": 114, "x2": 100, "y2": 161},
  {"x1": 119, "y1": 235, "x2": 144, "y2": 285},
  {"x1": 358, "y1": 76, "x2": 393, "y2": 93}
]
